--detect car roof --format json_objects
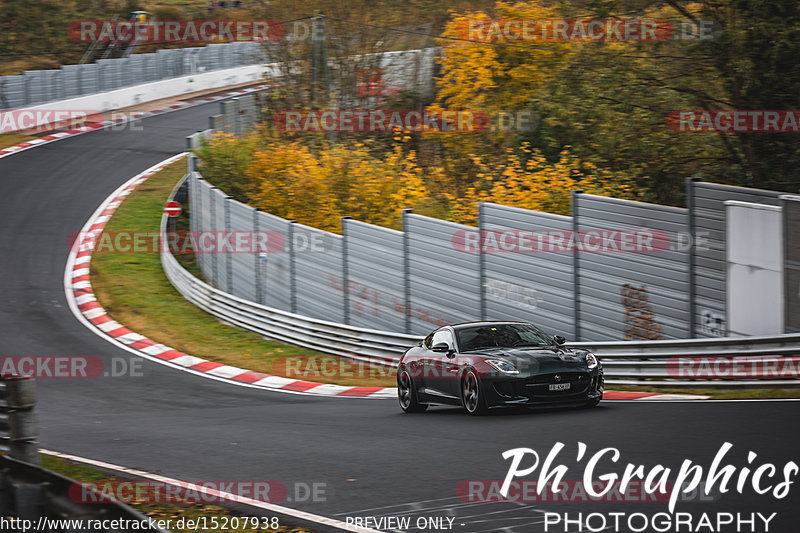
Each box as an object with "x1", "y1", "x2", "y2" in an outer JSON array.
[{"x1": 448, "y1": 321, "x2": 530, "y2": 330}]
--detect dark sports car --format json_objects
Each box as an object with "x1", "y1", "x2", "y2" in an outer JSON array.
[{"x1": 397, "y1": 321, "x2": 603, "y2": 415}]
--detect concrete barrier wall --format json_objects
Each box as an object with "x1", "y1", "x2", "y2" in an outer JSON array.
[{"x1": 32, "y1": 63, "x2": 269, "y2": 115}]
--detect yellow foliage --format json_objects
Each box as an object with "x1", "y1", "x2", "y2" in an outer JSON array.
[
  {"x1": 246, "y1": 140, "x2": 430, "y2": 232},
  {"x1": 445, "y1": 145, "x2": 639, "y2": 225},
  {"x1": 434, "y1": 2, "x2": 573, "y2": 113},
  {"x1": 199, "y1": 134, "x2": 640, "y2": 232}
]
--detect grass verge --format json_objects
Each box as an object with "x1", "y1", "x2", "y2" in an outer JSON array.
[
  {"x1": 90, "y1": 158, "x2": 396, "y2": 388},
  {"x1": 42, "y1": 454, "x2": 311, "y2": 533},
  {"x1": 0, "y1": 133, "x2": 36, "y2": 150}
]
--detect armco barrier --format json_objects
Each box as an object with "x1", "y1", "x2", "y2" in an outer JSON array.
[
  {"x1": 24, "y1": 63, "x2": 268, "y2": 119},
  {"x1": 163, "y1": 245, "x2": 418, "y2": 367},
  {"x1": 578, "y1": 335, "x2": 800, "y2": 387},
  {"x1": 161, "y1": 177, "x2": 800, "y2": 388},
  {"x1": 0, "y1": 454, "x2": 169, "y2": 533},
  {"x1": 164, "y1": 177, "x2": 418, "y2": 367},
  {"x1": 0, "y1": 42, "x2": 263, "y2": 110},
  {"x1": 0, "y1": 378, "x2": 38, "y2": 465}
]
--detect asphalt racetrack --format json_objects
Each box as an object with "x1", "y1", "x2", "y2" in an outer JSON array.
[{"x1": 1, "y1": 102, "x2": 798, "y2": 532}]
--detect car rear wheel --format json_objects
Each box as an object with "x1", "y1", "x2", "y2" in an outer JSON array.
[
  {"x1": 398, "y1": 370, "x2": 427, "y2": 413},
  {"x1": 461, "y1": 370, "x2": 488, "y2": 416}
]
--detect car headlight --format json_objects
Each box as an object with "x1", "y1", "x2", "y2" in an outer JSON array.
[
  {"x1": 586, "y1": 353, "x2": 599, "y2": 369},
  {"x1": 486, "y1": 359, "x2": 520, "y2": 375}
]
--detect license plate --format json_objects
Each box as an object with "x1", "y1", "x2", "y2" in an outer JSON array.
[{"x1": 549, "y1": 383, "x2": 571, "y2": 391}]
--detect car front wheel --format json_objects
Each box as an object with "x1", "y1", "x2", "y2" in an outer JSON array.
[
  {"x1": 461, "y1": 370, "x2": 488, "y2": 415},
  {"x1": 398, "y1": 370, "x2": 427, "y2": 413}
]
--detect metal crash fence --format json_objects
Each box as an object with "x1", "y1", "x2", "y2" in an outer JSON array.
[
  {"x1": 0, "y1": 378, "x2": 170, "y2": 531},
  {"x1": 0, "y1": 378, "x2": 38, "y2": 465},
  {"x1": 186, "y1": 100, "x2": 797, "y2": 343},
  {"x1": 0, "y1": 454, "x2": 169, "y2": 533},
  {"x1": 162, "y1": 176, "x2": 800, "y2": 388},
  {"x1": 0, "y1": 42, "x2": 263, "y2": 110},
  {"x1": 166, "y1": 73, "x2": 800, "y2": 388}
]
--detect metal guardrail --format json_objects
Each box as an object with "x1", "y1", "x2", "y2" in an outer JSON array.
[
  {"x1": 160, "y1": 177, "x2": 800, "y2": 388},
  {"x1": 0, "y1": 454, "x2": 169, "y2": 533},
  {"x1": 0, "y1": 42, "x2": 263, "y2": 110},
  {"x1": 578, "y1": 335, "x2": 800, "y2": 387},
  {"x1": 163, "y1": 176, "x2": 419, "y2": 368},
  {"x1": 163, "y1": 248, "x2": 418, "y2": 367},
  {"x1": 0, "y1": 378, "x2": 39, "y2": 464}
]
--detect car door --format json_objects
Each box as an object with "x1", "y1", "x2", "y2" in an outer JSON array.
[
  {"x1": 408, "y1": 333, "x2": 434, "y2": 394},
  {"x1": 427, "y1": 328, "x2": 460, "y2": 401}
]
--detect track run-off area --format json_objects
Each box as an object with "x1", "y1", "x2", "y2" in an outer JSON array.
[{"x1": 1, "y1": 98, "x2": 798, "y2": 533}]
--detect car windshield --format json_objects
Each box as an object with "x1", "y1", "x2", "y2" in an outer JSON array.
[{"x1": 455, "y1": 323, "x2": 554, "y2": 351}]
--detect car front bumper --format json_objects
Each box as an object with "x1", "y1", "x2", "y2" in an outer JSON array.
[{"x1": 484, "y1": 368, "x2": 604, "y2": 407}]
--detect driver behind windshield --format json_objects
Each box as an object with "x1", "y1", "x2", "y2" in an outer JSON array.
[
  {"x1": 458, "y1": 324, "x2": 552, "y2": 351},
  {"x1": 460, "y1": 326, "x2": 518, "y2": 350},
  {"x1": 497, "y1": 328, "x2": 521, "y2": 347}
]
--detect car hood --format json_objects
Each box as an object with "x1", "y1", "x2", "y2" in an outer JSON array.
[{"x1": 463, "y1": 346, "x2": 594, "y2": 374}]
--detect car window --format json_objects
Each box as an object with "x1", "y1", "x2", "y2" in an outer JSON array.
[
  {"x1": 456, "y1": 324, "x2": 552, "y2": 351},
  {"x1": 423, "y1": 333, "x2": 434, "y2": 349},
  {"x1": 430, "y1": 330, "x2": 454, "y2": 349}
]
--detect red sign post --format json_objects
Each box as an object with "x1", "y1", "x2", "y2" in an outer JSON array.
[{"x1": 164, "y1": 201, "x2": 181, "y2": 217}]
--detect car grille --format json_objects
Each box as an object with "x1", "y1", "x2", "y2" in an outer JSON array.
[
  {"x1": 493, "y1": 372, "x2": 596, "y2": 400},
  {"x1": 526, "y1": 372, "x2": 589, "y2": 385},
  {"x1": 524, "y1": 372, "x2": 590, "y2": 397}
]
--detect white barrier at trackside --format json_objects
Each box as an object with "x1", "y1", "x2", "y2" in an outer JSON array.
[{"x1": 2, "y1": 63, "x2": 274, "y2": 133}]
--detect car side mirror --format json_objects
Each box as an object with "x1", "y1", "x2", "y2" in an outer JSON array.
[
  {"x1": 554, "y1": 336, "x2": 566, "y2": 345},
  {"x1": 432, "y1": 342, "x2": 455, "y2": 356}
]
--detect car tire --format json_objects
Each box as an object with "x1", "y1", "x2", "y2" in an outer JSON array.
[
  {"x1": 461, "y1": 369, "x2": 489, "y2": 416},
  {"x1": 398, "y1": 370, "x2": 427, "y2": 413},
  {"x1": 585, "y1": 398, "x2": 601, "y2": 408}
]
